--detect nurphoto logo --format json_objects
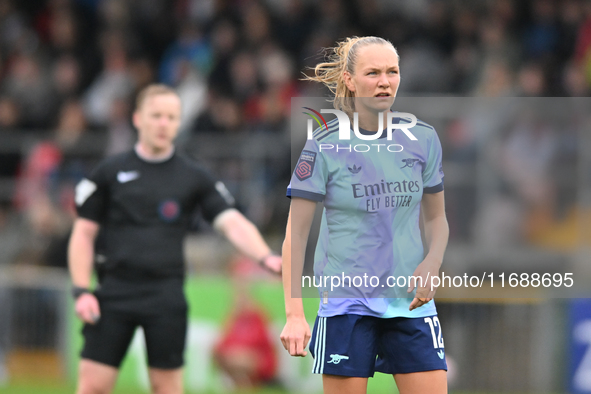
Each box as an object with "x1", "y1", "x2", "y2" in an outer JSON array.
[{"x1": 302, "y1": 108, "x2": 419, "y2": 153}]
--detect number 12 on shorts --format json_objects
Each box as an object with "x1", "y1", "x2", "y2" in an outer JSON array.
[{"x1": 424, "y1": 317, "x2": 444, "y2": 349}]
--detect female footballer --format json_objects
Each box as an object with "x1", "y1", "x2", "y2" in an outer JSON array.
[{"x1": 280, "y1": 36, "x2": 449, "y2": 394}]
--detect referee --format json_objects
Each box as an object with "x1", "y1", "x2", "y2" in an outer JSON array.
[{"x1": 68, "y1": 84, "x2": 281, "y2": 394}]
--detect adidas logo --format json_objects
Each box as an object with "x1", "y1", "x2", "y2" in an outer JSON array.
[{"x1": 348, "y1": 164, "x2": 362, "y2": 174}]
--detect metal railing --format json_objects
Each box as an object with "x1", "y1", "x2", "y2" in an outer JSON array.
[{"x1": 0, "y1": 266, "x2": 70, "y2": 382}]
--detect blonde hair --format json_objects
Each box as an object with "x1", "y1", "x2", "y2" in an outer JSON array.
[
  {"x1": 305, "y1": 36, "x2": 398, "y2": 116},
  {"x1": 135, "y1": 84, "x2": 179, "y2": 111}
]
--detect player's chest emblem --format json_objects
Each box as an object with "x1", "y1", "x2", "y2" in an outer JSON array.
[
  {"x1": 400, "y1": 158, "x2": 422, "y2": 169},
  {"x1": 159, "y1": 199, "x2": 181, "y2": 222}
]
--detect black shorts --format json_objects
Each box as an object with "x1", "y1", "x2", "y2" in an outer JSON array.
[{"x1": 80, "y1": 307, "x2": 187, "y2": 369}]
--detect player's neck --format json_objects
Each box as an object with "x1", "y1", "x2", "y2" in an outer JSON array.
[{"x1": 135, "y1": 142, "x2": 175, "y2": 162}]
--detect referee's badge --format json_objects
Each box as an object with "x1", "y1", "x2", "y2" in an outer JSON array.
[
  {"x1": 159, "y1": 199, "x2": 180, "y2": 222},
  {"x1": 295, "y1": 150, "x2": 316, "y2": 181}
]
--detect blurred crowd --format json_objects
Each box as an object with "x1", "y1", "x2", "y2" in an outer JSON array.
[{"x1": 0, "y1": 0, "x2": 590, "y2": 268}]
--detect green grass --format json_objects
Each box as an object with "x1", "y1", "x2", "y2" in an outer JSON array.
[
  {"x1": 2, "y1": 383, "x2": 137, "y2": 394},
  {"x1": 1, "y1": 382, "x2": 566, "y2": 394},
  {"x1": 0, "y1": 382, "x2": 294, "y2": 394}
]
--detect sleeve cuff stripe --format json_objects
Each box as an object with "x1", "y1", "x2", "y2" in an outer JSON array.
[
  {"x1": 424, "y1": 182, "x2": 444, "y2": 194},
  {"x1": 286, "y1": 189, "x2": 325, "y2": 202}
]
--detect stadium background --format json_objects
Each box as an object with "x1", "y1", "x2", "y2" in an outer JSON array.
[{"x1": 0, "y1": 0, "x2": 590, "y2": 392}]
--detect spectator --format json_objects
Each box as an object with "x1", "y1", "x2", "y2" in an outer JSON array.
[
  {"x1": 0, "y1": 95, "x2": 19, "y2": 130},
  {"x1": 104, "y1": 97, "x2": 134, "y2": 156},
  {"x1": 562, "y1": 61, "x2": 590, "y2": 96},
  {"x1": 207, "y1": 18, "x2": 239, "y2": 96},
  {"x1": 0, "y1": 0, "x2": 589, "y2": 264},
  {"x1": 83, "y1": 31, "x2": 134, "y2": 127},
  {"x1": 193, "y1": 93, "x2": 243, "y2": 134},
  {"x1": 50, "y1": 54, "x2": 82, "y2": 102},
  {"x1": 242, "y1": 2, "x2": 273, "y2": 49},
  {"x1": 523, "y1": 0, "x2": 560, "y2": 60},
  {"x1": 0, "y1": 0, "x2": 29, "y2": 54},
  {"x1": 2, "y1": 54, "x2": 55, "y2": 128},
  {"x1": 229, "y1": 51, "x2": 259, "y2": 102},
  {"x1": 472, "y1": 59, "x2": 515, "y2": 96},
  {"x1": 14, "y1": 100, "x2": 91, "y2": 267},
  {"x1": 0, "y1": 97, "x2": 22, "y2": 203},
  {"x1": 214, "y1": 256, "x2": 278, "y2": 390},
  {"x1": 159, "y1": 22, "x2": 212, "y2": 86},
  {"x1": 516, "y1": 62, "x2": 547, "y2": 96},
  {"x1": 174, "y1": 59, "x2": 208, "y2": 140}
]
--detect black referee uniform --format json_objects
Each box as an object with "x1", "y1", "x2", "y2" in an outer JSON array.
[{"x1": 75, "y1": 148, "x2": 234, "y2": 369}]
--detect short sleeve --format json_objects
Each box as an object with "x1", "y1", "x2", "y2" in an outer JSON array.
[
  {"x1": 422, "y1": 131, "x2": 444, "y2": 194},
  {"x1": 287, "y1": 139, "x2": 328, "y2": 202},
  {"x1": 75, "y1": 162, "x2": 109, "y2": 223},
  {"x1": 196, "y1": 169, "x2": 235, "y2": 222}
]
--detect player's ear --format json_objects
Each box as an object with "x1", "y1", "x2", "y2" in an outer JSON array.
[
  {"x1": 132, "y1": 111, "x2": 141, "y2": 129},
  {"x1": 343, "y1": 71, "x2": 356, "y2": 93}
]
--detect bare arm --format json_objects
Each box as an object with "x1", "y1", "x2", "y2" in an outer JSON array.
[
  {"x1": 213, "y1": 208, "x2": 281, "y2": 273},
  {"x1": 280, "y1": 197, "x2": 317, "y2": 356},
  {"x1": 69, "y1": 218, "x2": 99, "y2": 287},
  {"x1": 421, "y1": 191, "x2": 449, "y2": 265},
  {"x1": 68, "y1": 217, "x2": 101, "y2": 323},
  {"x1": 408, "y1": 191, "x2": 449, "y2": 311}
]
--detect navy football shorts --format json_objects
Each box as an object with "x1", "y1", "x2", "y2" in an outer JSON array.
[{"x1": 309, "y1": 314, "x2": 447, "y2": 377}]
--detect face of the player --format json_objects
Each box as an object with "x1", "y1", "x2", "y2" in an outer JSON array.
[
  {"x1": 344, "y1": 44, "x2": 400, "y2": 116},
  {"x1": 133, "y1": 93, "x2": 181, "y2": 154}
]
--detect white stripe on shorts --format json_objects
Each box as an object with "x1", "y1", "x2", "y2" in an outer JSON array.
[
  {"x1": 313, "y1": 317, "x2": 322, "y2": 373},
  {"x1": 319, "y1": 317, "x2": 327, "y2": 374}
]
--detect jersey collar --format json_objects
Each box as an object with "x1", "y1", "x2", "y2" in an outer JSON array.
[{"x1": 134, "y1": 143, "x2": 175, "y2": 163}]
